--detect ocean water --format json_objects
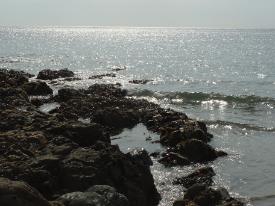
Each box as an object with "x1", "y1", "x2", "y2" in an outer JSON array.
[{"x1": 1, "y1": 26, "x2": 275, "y2": 205}]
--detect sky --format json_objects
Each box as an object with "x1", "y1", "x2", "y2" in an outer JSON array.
[{"x1": 0, "y1": 0, "x2": 275, "y2": 28}]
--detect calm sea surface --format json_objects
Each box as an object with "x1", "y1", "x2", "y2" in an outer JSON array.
[{"x1": 1, "y1": 27, "x2": 275, "y2": 206}]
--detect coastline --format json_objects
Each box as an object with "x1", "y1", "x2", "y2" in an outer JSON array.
[{"x1": 0, "y1": 68, "x2": 245, "y2": 206}]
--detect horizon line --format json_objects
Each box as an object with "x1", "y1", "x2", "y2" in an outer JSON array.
[{"x1": 1, "y1": 25, "x2": 275, "y2": 30}]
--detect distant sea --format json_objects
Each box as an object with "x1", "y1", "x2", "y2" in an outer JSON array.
[{"x1": 1, "y1": 27, "x2": 275, "y2": 206}]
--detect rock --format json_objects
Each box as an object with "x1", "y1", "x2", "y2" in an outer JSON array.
[
  {"x1": 158, "y1": 152, "x2": 191, "y2": 167},
  {"x1": 93, "y1": 107, "x2": 139, "y2": 130},
  {"x1": 63, "y1": 77, "x2": 82, "y2": 81},
  {"x1": 0, "y1": 69, "x2": 33, "y2": 88},
  {"x1": 56, "y1": 88, "x2": 84, "y2": 102},
  {"x1": 0, "y1": 87, "x2": 29, "y2": 107},
  {"x1": 47, "y1": 122, "x2": 110, "y2": 147},
  {"x1": 22, "y1": 81, "x2": 53, "y2": 96},
  {"x1": 111, "y1": 66, "x2": 126, "y2": 72},
  {"x1": 129, "y1": 148, "x2": 153, "y2": 166},
  {"x1": 37, "y1": 69, "x2": 74, "y2": 80},
  {"x1": 173, "y1": 184, "x2": 244, "y2": 206},
  {"x1": 176, "y1": 139, "x2": 227, "y2": 163},
  {"x1": 129, "y1": 80, "x2": 152, "y2": 85},
  {"x1": 0, "y1": 178, "x2": 51, "y2": 206},
  {"x1": 58, "y1": 185, "x2": 129, "y2": 206},
  {"x1": 89, "y1": 73, "x2": 116, "y2": 79},
  {"x1": 87, "y1": 84, "x2": 127, "y2": 98},
  {"x1": 173, "y1": 167, "x2": 215, "y2": 188}
]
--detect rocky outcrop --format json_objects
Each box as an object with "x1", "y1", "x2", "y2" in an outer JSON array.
[
  {"x1": 37, "y1": 69, "x2": 74, "y2": 80},
  {"x1": 0, "y1": 69, "x2": 161, "y2": 206},
  {"x1": 0, "y1": 69, "x2": 231, "y2": 206}
]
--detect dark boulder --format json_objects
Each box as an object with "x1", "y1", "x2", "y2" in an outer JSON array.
[
  {"x1": 47, "y1": 122, "x2": 110, "y2": 146},
  {"x1": 93, "y1": 107, "x2": 139, "y2": 129},
  {"x1": 22, "y1": 81, "x2": 53, "y2": 96},
  {"x1": 176, "y1": 139, "x2": 227, "y2": 163},
  {"x1": 37, "y1": 69, "x2": 74, "y2": 80}
]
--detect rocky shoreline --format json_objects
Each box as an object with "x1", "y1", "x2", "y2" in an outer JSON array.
[{"x1": 0, "y1": 68, "x2": 244, "y2": 206}]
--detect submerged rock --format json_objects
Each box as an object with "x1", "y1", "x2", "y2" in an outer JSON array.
[
  {"x1": 37, "y1": 69, "x2": 74, "y2": 80},
  {"x1": 158, "y1": 152, "x2": 190, "y2": 167},
  {"x1": 89, "y1": 73, "x2": 116, "y2": 79},
  {"x1": 129, "y1": 79, "x2": 152, "y2": 85}
]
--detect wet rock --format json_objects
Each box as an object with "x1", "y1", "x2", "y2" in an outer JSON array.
[
  {"x1": 93, "y1": 107, "x2": 139, "y2": 130},
  {"x1": 89, "y1": 73, "x2": 116, "y2": 79},
  {"x1": 56, "y1": 88, "x2": 85, "y2": 102},
  {"x1": 158, "y1": 152, "x2": 191, "y2": 167},
  {"x1": 22, "y1": 81, "x2": 53, "y2": 96},
  {"x1": 87, "y1": 84, "x2": 127, "y2": 98},
  {"x1": 63, "y1": 77, "x2": 82, "y2": 81},
  {"x1": 129, "y1": 79, "x2": 152, "y2": 85},
  {"x1": 47, "y1": 122, "x2": 110, "y2": 146},
  {"x1": 176, "y1": 139, "x2": 227, "y2": 163},
  {"x1": 58, "y1": 185, "x2": 129, "y2": 206},
  {"x1": 0, "y1": 178, "x2": 51, "y2": 206},
  {"x1": 173, "y1": 167, "x2": 215, "y2": 188},
  {"x1": 173, "y1": 184, "x2": 244, "y2": 206},
  {"x1": 37, "y1": 69, "x2": 74, "y2": 80}
]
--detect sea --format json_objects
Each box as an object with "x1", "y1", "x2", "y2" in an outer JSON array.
[{"x1": 1, "y1": 26, "x2": 275, "y2": 206}]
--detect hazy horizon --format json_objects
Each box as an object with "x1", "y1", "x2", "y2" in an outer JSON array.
[{"x1": 1, "y1": 0, "x2": 275, "y2": 29}]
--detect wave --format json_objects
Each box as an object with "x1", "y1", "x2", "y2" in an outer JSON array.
[
  {"x1": 0, "y1": 56, "x2": 35, "y2": 64},
  {"x1": 128, "y1": 89, "x2": 275, "y2": 106},
  {"x1": 205, "y1": 120, "x2": 275, "y2": 133}
]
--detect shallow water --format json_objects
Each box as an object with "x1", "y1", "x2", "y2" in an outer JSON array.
[{"x1": 1, "y1": 26, "x2": 275, "y2": 205}]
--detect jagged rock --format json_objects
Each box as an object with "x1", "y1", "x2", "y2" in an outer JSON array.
[
  {"x1": 0, "y1": 178, "x2": 51, "y2": 206},
  {"x1": 129, "y1": 148, "x2": 153, "y2": 166},
  {"x1": 158, "y1": 152, "x2": 190, "y2": 167},
  {"x1": 176, "y1": 139, "x2": 227, "y2": 163},
  {"x1": 37, "y1": 69, "x2": 74, "y2": 80},
  {"x1": 58, "y1": 185, "x2": 129, "y2": 206},
  {"x1": 173, "y1": 167, "x2": 215, "y2": 188},
  {"x1": 22, "y1": 81, "x2": 53, "y2": 96}
]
